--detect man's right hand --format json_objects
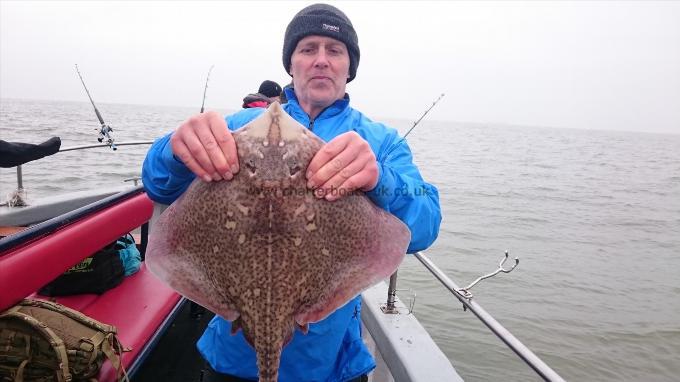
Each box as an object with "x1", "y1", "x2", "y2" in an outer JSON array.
[{"x1": 170, "y1": 111, "x2": 239, "y2": 182}]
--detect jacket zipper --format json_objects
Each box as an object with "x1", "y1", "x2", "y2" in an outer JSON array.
[{"x1": 306, "y1": 101, "x2": 338, "y2": 131}]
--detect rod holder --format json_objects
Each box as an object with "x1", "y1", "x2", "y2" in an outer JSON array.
[
  {"x1": 381, "y1": 271, "x2": 400, "y2": 314},
  {"x1": 458, "y1": 251, "x2": 519, "y2": 299}
]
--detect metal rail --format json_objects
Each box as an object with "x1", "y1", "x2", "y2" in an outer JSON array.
[
  {"x1": 59, "y1": 141, "x2": 153, "y2": 152},
  {"x1": 3, "y1": 142, "x2": 153, "y2": 207},
  {"x1": 405, "y1": 251, "x2": 566, "y2": 382}
]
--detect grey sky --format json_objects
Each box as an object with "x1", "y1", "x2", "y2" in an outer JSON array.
[{"x1": 1, "y1": 1, "x2": 679, "y2": 134}]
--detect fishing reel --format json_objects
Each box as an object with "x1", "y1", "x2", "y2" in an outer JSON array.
[{"x1": 97, "y1": 124, "x2": 117, "y2": 150}]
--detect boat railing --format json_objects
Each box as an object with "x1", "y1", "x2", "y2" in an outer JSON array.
[
  {"x1": 58, "y1": 141, "x2": 154, "y2": 152},
  {"x1": 2, "y1": 141, "x2": 153, "y2": 207},
  {"x1": 384, "y1": 252, "x2": 567, "y2": 382}
]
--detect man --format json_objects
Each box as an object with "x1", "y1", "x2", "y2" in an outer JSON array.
[
  {"x1": 142, "y1": 4, "x2": 441, "y2": 382},
  {"x1": 242, "y1": 80, "x2": 282, "y2": 108}
]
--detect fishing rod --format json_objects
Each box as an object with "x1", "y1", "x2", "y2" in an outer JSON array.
[
  {"x1": 75, "y1": 64, "x2": 116, "y2": 150},
  {"x1": 402, "y1": 93, "x2": 444, "y2": 139},
  {"x1": 380, "y1": 93, "x2": 445, "y2": 162},
  {"x1": 200, "y1": 65, "x2": 214, "y2": 113}
]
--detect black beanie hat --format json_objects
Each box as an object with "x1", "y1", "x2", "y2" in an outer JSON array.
[
  {"x1": 282, "y1": 3, "x2": 360, "y2": 83},
  {"x1": 258, "y1": 80, "x2": 282, "y2": 98}
]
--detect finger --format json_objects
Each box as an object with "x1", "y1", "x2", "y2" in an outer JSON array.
[
  {"x1": 194, "y1": 115, "x2": 229, "y2": 180},
  {"x1": 327, "y1": 157, "x2": 378, "y2": 201},
  {"x1": 316, "y1": 153, "x2": 370, "y2": 199},
  {"x1": 306, "y1": 133, "x2": 351, "y2": 179},
  {"x1": 326, "y1": 172, "x2": 376, "y2": 202},
  {"x1": 181, "y1": 122, "x2": 221, "y2": 181},
  {"x1": 307, "y1": 145, "x2": 359, "y2": 189},
  {"x1": 206, "y1": 112, "x2": 239, "y2": 176},
  {"x1": 358, "y1": 160, "x2": 380, "y2": 191},
  {"x1": 173, "y1": 138, "x2": 212, "y2": 182}
]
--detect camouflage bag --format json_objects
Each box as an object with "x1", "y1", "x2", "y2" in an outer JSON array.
[{"x1": 0, "y1": 299, "x2": 128, "y2": 382}]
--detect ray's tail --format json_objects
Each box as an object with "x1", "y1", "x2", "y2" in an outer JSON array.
[
  {"x1": 252, "y1": 322, "x2": 292, "y2": 382},
  {"x1": 255, "y1": 341, "x2": 282, "y2": 382}
]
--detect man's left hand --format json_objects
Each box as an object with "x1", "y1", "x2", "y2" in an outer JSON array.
[{"x1": 306, "y1": 131, "x2": 379, "y2": 201}]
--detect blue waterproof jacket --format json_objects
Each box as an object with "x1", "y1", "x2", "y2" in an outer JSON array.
[{"x1": 141, "y1": 89, "x2": 441, "y2": 381}]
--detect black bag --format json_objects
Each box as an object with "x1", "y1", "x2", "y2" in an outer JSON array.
[{"x1": 39, "y1": 239, "x2": 126, "y2": 296}]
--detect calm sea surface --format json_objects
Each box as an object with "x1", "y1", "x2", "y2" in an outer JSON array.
[{"x1": 2, "y1": 98, "x2": 679, "y2": 381}]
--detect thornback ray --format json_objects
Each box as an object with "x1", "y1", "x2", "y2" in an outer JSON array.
[{"x1": 146, "y1": 102, "x2": 411, "y2": 382}]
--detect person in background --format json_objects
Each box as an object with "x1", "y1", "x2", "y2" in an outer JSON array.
[
  {"x1": 142, "y1": 3, "x2": 441, "y2": 381},
  {"x1": 241, "y1": 80, "x2": 282, "y2": 108}
]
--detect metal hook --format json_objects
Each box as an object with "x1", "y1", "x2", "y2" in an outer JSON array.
[
  {"x1": 124, "y1": 176, "x2": 142, "y2": 186},
  {"x1": 380, "y1": 288, "x2": 417, "y2": 315},
  {"x1": 396, "y1": 288, "x2": 417, "y2": 315},
  {"x1": 458, "y1": 251, "x2": 519, "y2": 300}
]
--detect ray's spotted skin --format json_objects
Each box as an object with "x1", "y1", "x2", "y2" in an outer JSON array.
[{"x1": 146, "y1": 102, "x2": 410, "y2": 382}]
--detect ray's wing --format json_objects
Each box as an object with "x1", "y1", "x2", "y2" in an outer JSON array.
[
  {"x1": 146, "y1": 179, "x2": 258, "y2": 321},
  {"x1": 292, "y1": 194, "x2": 411, "y2": 325}
]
